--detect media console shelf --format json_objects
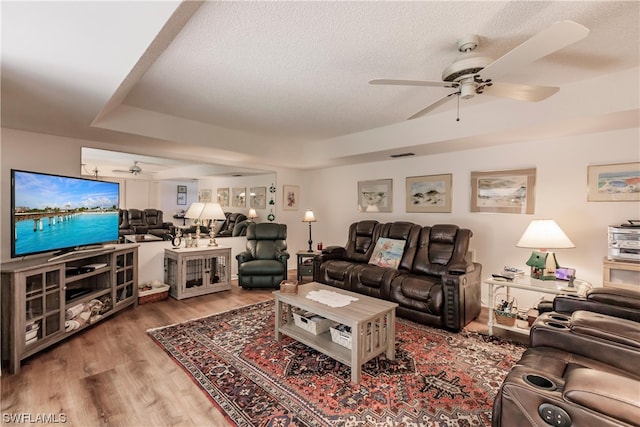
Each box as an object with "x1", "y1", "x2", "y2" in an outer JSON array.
[{"x1": 1, "y1": 244, "x2": 138, "y2": 374}]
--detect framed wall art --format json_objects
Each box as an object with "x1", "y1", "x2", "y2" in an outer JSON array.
[
  {"x1": 217, "y1": 188, "x2": 229, "y2": 207},
  {"x1": 406, "y1": 174, "x2": 452, "y2": 213},
  {"x1": 250, "y1": 186, "x2": 266, "y2": 209},
  {"x1": 232, "y1": 187, "x2": 246, "y2": 208},
  {"x1": 587, "y1": 162, "x2": 640, "y2": 202},
  {"x1": 358, "y1": 179, "x2": 393, "y2": 213},
  {"x1": 283, "y1": 185, "x2": 299, "y2": 210},
  {"x1": 470, "y1": 168, "x2": 536, "y2": 214},
  {"x1": 198, "y1": 188, "x2": 212, "y2": 202},
  {"x1": 177, "y1": 185, "x2": 187, "y2": 205}
]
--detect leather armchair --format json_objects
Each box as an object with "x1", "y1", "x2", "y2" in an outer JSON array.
[
  {"x1": 552, "y1": 287, "x2": 640, "y2": 322},
  {"x1": 232, "y1": 220, "x2": 251, "y2": 237},
  {"x1": 236, "y1": 223, "x2": 289, "y2": 288},
  {"x1": 217, "y1": 212, "x2": 248, "y2": 237},
  {"x1": 127, "y1": 209, "x2": 148, "y2": 234},
  {"x1": 314, "y1": 220, "x2": 380, "y2": 290},
  {"x1": 493, "y1": 347, "x2": 640, "y2": 427},
  {"x1": 389, "y1": 224, "x2": 481, "y2": 330},
  {"x1": 144, "y1": 209, "x2": 174, "y2": 238},
  {"x1": 493, "y1": 288, "x2": 640, "y2": 426},
  {"x1": 118, "y1": 209, "x2": 133, "y2": 241}
]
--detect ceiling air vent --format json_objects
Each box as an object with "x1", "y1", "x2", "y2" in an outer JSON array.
[{"x1": 390, "y1": 152, "x2": 415, "y2": 158}]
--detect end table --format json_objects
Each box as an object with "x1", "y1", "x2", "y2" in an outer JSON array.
[{"x1": 296, "y1": 250, "x2": 319, "y2": 282}]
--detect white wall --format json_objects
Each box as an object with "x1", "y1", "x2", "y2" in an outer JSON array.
[
  {"x1": 2, "y1": 126, "x2": 639, "y2": 310},
  {"x1": 304, "y1": 127, "x2": 639, "y2": 308}
]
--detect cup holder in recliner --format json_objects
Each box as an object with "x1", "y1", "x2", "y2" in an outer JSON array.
[
  {"x1": 524, "y1": 374, "x2": 557, "y2": 391},
  {"x1": 549, "y1": 314, "x2": 570, "y2": 322},
  {"x1": 544, "y1": 321, "x2": 569, "y2": 330}
]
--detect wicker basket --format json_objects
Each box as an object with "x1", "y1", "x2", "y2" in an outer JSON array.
[
  {"x1": 138, "y1": 284, "x2": 170, "y2": 305},
  {"x1": 493, "y1": 294, "x2": 517, "y2": 327}
]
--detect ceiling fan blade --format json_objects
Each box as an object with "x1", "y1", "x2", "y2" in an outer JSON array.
[
  {"x1": 370, "y1": 79, "x2": 456, "y2": 88},
  {"x1": 408, "y1": 91, "x2": 458, "y2": 120},
  {"x1": 479, "y1": 20, "x2": 589, "y2": 81},
  {"x1": 483, "y1": 82, "x2": 559, "y2": 102}
]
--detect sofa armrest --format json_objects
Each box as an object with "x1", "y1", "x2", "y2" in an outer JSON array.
[
  {"x1": 276, "y1": 250, "x2": 290, "y2": 264},
  {"x1": 564, "y1": 368, "x2": 640, "y2": 426},
  {"x1": 236, "y1": 251, "x2": 253, "y2": 263},
  {"x1": 321, "y1": 246, "x2": 347, "y2": 258},
  {"x1": 447, "y1": 261, "x2": 474, "y2": 275},
  {"x1": 553, "y1": 293, "x2": 640, "y2": 323},
  {"x1": 441, "y1": 262, "x2": 482, "y2": 331}
]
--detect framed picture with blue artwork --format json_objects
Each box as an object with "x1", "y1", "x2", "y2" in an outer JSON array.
[{"x1": 587, "y1": 162, "x2": 640, "y2": 202}]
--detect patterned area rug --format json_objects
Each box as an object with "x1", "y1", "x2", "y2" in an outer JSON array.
[{"x1": 148, "y1": 300, "x2": 525, "y2": 426}]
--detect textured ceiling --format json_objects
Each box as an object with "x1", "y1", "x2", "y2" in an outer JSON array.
[{"x1": 2, "y1": 1, "x2": 639, "y2": 176}]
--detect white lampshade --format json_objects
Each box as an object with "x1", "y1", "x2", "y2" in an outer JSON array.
[
  {"x1": 199, "y1": 202, "x2": 226, "y2": 221},
  {"x1": 302, "y1": 209, "x2": 316, "y2": 222},
  {"x1": 516, "y1": 220, "x2": 575, "y2": 250},
  {"x1": 247, "y1": 208, "x2": 258, "y2": 219},
  {"x1": 184, "y1": 202, "x2": 205, "y2": 219}
]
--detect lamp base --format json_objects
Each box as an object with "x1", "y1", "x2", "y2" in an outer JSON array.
[{"x1": 208, "y1": 230, "x2": 218, "y2": 247}]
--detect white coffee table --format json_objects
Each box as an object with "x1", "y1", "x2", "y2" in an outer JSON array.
[{"x1": 273, "y1": 282, "x2": 397, "y2": 384}]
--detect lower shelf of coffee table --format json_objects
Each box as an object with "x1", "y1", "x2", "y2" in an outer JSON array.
[{"x1": 279, "y1": 323, "x2": 351, "y2": 366}]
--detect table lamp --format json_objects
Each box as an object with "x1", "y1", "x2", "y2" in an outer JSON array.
[
  {"x1": 247, "y1": 208, "x2": 258, "y2": 221},
  {"x1": 200, "y1": 202, "x2": 227, "y2": 246},
  {"x1": 184, "y1": 202, "x2": 205, "y2": 244},
  {"x1": 302, "y1": 209, "x2": 317, "y2": 252},
  {"x1": 516, "y1": 219, "x2": 575, "y2": 281}
]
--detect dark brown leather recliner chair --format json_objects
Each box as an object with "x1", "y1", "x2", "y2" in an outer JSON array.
[
  {"x1": 118, "y1": 209, "x2": 133, "y2": 241},
  {"x1": 217, "y1": 212, "x2": 248, "y2": 237},
  {"x1": 314, "y1": 220, "x2": 381, "y2": 291},
  {"x1": 349, "y1": 221, "x2": 422, "y2": 300},
  {"x1": 144, "y1": 209, "x2": 174, "y2": 238},
  {"x1": 552, "y1": 287, "x2": 640, "y2": 322},
  {"x1": 127, "y1": 209, "x2": 148, "y2": 234},
  {"x1": 236, "y1": 223, "x2": 289, "y2": 289},
  {"x1": 493, "y1": 288, "x2": 640, "y2": 427},
  {"x1": 492, "y1": 346, "x2": 640, "y2": 427}
]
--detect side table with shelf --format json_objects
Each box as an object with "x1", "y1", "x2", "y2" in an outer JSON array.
[
  {"x1": 164, "y1": 246, "x2": 231, "y2": 300},
  {"x1": 484, "y1": 275, "x2": 590, "y2": 337},
  {"x1": 603, "y1": 257, "x2": 639, "y2": 291},
  {"x1": 296, "y1": 250, "x2": 319, "y2": 282}
]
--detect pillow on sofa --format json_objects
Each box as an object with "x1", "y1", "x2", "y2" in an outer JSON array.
[{"x1": 369, "y1": 237, "x2": 405, "y2": 269}]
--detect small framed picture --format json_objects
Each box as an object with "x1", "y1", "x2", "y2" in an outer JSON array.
[
  {"x1": 217, "y1": 188, "x2": 229, "y2": 207},
  {"x1": 587, "y1": 162, "x2": 640, "y2": 202},
  {"x1": 232, "y1": 187, "x2": 246, "y2": 208},
  {"x1": 283, "y1": 185, "x2": 299, "y2": 210},
  {"x1": 358, "y1": 179, "x2": 393, "y2": 213},
  {"x1": 198, "y1": 188, "x2": 212, "y2": 203},
  {"x1": 470, "y1": 168, "x2": 536, "y2": 214},
  {"x1": 250, "y1": 186, "x2": 266, "y2": 209},
  {"x1": 177, "y1": 185, "x2": 187, "y2": 205},
  {"x1": 406, "y1": 174, "x2": 452, "y2": 213}
]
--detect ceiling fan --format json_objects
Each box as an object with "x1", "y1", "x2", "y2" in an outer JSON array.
[
  {"x1": 370, "y1": 21, "x2": 589, "y2": 121},
  {"x1": 112, "y1": 161, "x2": 150, "y2": 176}
]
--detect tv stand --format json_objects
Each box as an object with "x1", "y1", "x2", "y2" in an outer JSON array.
[
  {"x1": 48, "y1": 245, "x2": 107, "y2": 262},
  {"x1": 1, "y1": 244, "x2": 138, "y2": 374}
]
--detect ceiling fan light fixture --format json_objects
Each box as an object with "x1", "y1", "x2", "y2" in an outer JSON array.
[{"x1": 459, "y1": 81, "x2": 477, "y2": 100}]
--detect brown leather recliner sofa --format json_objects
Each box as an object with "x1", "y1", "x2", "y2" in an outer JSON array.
[
  {"x1": 492, "y1": 288, "x2": 640, "y2": 427},
  {"x1": 313, "y1": 220, "x2": 482, "y2": 331}
]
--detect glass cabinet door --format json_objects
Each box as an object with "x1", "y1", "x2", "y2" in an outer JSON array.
[{"x1": 24, "y1": 267, "x2": 63, "y2": 346}]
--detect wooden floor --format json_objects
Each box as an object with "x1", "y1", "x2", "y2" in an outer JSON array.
[{"x1": 1, "y1": 276, "x2": 510, "y2": 426}]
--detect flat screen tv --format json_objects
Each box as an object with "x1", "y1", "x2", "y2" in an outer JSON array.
[{"x1": 11, "y1": 169, "x2": 120, "y2": 259}]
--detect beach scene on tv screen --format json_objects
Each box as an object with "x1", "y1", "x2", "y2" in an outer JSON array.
[{"x1": 13, "y1": 172, "x2": 119, "y2": 256}]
